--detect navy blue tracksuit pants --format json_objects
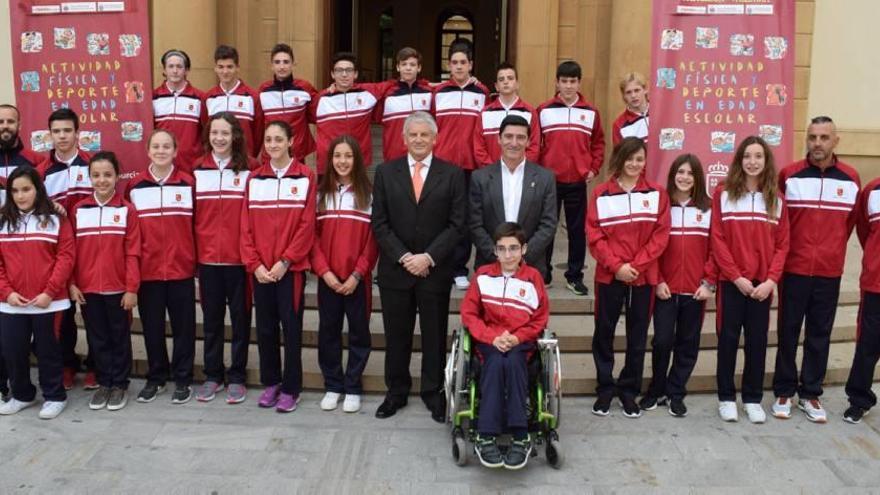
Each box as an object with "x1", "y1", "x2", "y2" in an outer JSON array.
[
  {"x1": 545, "y1": 181, "x2": 587, "y2": 284},
  {"x1": 646, "y1": 294, "x2": 705, "y2": 400},
  {"x1": 716, "y1": 281, "x2": 771, "y2": 403},
  {"x1": 845, "y1": 291, "x2": 880, "y2": 410},
  {"x1": 773, "y1": 273, "x2": 841, "y2": 400},
  {"x1": 59, "y1": 303, "x2": 93, "y2": 371},
  {"x1": 254, "y1": 271, "x2": 305, "y2": 395},
  {"x1": 317, "y1": 279, "x2": 372, "y2": 394},
  {"x1": 199, "y1": 264, "x2": 252, "y2": 385},
  {"x1": 0, "y1": 318, "x2": 8, "y2": 396},
  {"x1": 82, "y1": 293, "x2": 132, "y2": 389},
  {"x1": 476, "y1": 342, "x2": 531, "y2": 436},
  {"x1": 1, "y1": 312, "x2": 66, "y2": 402},
  {"x1": 593, "y1": 281, "x2": 654, "y2": 399},
  {"x1": 138, "y1": 278, "x2": 196, "y2": 387}
]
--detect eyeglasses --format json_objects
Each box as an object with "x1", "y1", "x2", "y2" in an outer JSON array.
[
  {"x1": 333, "y1": 67, "x2": 356, "y2": 75},
  {"x1": 494, "y1": 245, "x2": 522, "y2": 255}
]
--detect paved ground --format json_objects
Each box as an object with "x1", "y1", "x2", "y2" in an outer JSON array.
[{"x1": 2, "y1": 381, "x2": 880, "y2": 494}]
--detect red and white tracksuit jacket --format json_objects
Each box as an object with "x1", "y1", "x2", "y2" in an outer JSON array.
[
  {"x1": 205, "y1": 81, "x2": 263, "y2": 157},
  {"x1": 0, "y1": 213, "x2": 75, "y2": 314},
  {"x1": 710, "y1": 184, "x2": 790, "y2": 284},
  {"x1": 460, "y1": 262, "x2": 549, "y2": 346},
  {"x1": 587, "y1": 176, "x2": 671, "y2": 285},
  {"x1": 311, "y1": 83, "x2": 386, "y2": 174},
  {"x1": 70, "y1": 192, "x2": 141, "y2": 294},
  {"x1": 310, "y1": 186, "x2": 378, "y2": 280},
  {"x1": 0, "y1": 138, "x2": 42, "y2": 178},
  {"x1": 152, "y1": 81, "x2": 207, "y2": 173},
  {"x1": 125, "y1": 167, "x2": 196, "y2": 281},
  {"x1": 778, "y1": 156, "x2": 860, "y2": 278},
  {"x1": 433, "y1": 78, "x2": 489, "y2": 171},
  {"x1": 611, "y1": 107, "x2": 649, "y2": 146},
  {"x1": 240, "y1": 160, "x2": 316, "y2": 273},
  {"x1": 258, "y1": 77, "x2": 318, "y2": 162},
  {"x1": 856, "y1": 177, "x2": 880, "y2": 292},
  {"x1": 538, "y1": 93, "x2": 606, "y2": 183},
  {"x1": 193, "y1": 154, "x2": 259, "y2": 265},
  {"x1": 37, "y1": 149, "x2": 92, "y2": 213},
  {"x1": 378, "y1": 79, "x2": 433, "y2": 162},
  {"x1": 473, "y1": 96, "x2": 540, "y2": 167},
  {"x1": 659, "y1": 201, "x2": 715, "y2": 294}
]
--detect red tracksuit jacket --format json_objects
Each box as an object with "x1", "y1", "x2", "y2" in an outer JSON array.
[
  {"x1": 460, "y1": 261, "x2": 549, "y2": 346},
  {"x1": 778, "y1": 156, "x2": 860, "y2": 278},
  {"x1": 710, "y1": 184, "x2": 790, "y2": 284},
  {"x1": 659, "y1": 200, "x2": 715, "y2": 294},
  {"x1": 587, "y1": 176, "x2": 671, "y2": 286},
  {"x1": 311, "y1": 83, "x2": 386, "y2": 174},
  {"x1": 310, "y1": 186, "x2": 378, "y2": 280},
  {"x1": 70, "y1": 192, "x2": 141, "y2": 294},
  {"x1": 205, "y1": 81, "x2": 264, "y2": 157},
  {"x1": 433, "y1": 78, "x2": 490, "y2": 171},
  {"x1": 240, "y1": 160, "x2": 316, "y2": 273},
  {"x1": 37, "y1": 149, "x2": 92, "y2": 213},
  {"x1": 856, "y1": 177, "x2": 880, "y2": 293},
  {"x1": 0, "y1": 138, "x2": 42, "y2": 178},
  {"x1": 0, "y1": 213, "x2": 75, "y2": 313},
  {"x1": 125, "y1": 167, "x2": 196, "y2": 281},
  {"x1": 538, "y1": 93, "x2": 605, "y2": 183},
  {"x1": 153, "y1": 81, "x2": 207, "y2": 173},
  {"x1": 378, "y1": 79, "x2": 433, "y2": 162},
  {"x1": 611, "y1": 107, "x2": 649, "y2": 146},
  {"x1": 473, "y1": 96, "x2": 540, "y2": 167},
  {"x1": 193, "y1": 154, "x2": 259, "y2": 265},
  {"x1": 258, "y1": 76, "x2": 318, "y2": 162}
]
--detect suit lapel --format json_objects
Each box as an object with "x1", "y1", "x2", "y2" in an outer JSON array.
[
  {"x1": 488, "y1": 165, "x2": 504, "y2": 217},
  {"x1": 418, "y1": 160, "x2": 445, "y2": 203},
  {"x1": 517, "y1": 165, "x2": 538, "y2": 224},
  {"x1": 393, "y1": 159, "x2": 418, "y2": 205}
]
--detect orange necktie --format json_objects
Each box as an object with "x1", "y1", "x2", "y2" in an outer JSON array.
[{"x1": 412, "y1": 161, "x2": 425, "y2": 202}]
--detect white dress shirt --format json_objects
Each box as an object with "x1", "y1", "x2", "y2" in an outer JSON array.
[
  {"x1": 407, "y1": 153, "x2": 432, "y2": 180},
  {"x1": 501, "y1": 158, "x2": 526, "y2": 222}
]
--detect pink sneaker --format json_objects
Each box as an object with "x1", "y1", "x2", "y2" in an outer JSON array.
[
  {"x1": 258, "y1": 385, "x2": 280, "y2": 408},
  {"x1": 275, "y1": 392, "x2": 301, "y2": 413}
]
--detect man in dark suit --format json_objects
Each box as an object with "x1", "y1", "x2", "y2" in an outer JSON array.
[
  {"x1": 470, "y1": 115, "x2": 557, "y2": 280},
  {"x1": 371, "y1": 111, "x2": 466, "y2": 422}
]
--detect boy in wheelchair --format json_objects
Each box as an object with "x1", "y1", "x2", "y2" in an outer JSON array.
[{"x1": 460, "y1": 222, "x2": 549, "y2": 469}]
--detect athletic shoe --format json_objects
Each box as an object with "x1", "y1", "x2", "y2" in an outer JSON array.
[
  {"x1": 592, "y1": 395, "x2": 612, "y2": 416},
  {"x1": 226, "y1": 384, "x2": 247, "y2": 404},
  {"x1": 82, "y1": 372, "x2": 99, "y2": 390},
  {"x1": 454, "y1": 276, "x2": 470, "y2": 290},
  {"x1": 620, "y1": 396, "x2": 642, "y2": 418},
  {"x1": 342, "y1": 394, "x2": 361, "y2": 413},
  {"x1": 843, "y1": 405, "x2": 868, "y2": 424},
  {"x1": 196, "y1": 381, "x2": 224, "y2": 402},
  {"x1": 504, "y1": 434, "x2": 532, "y2": 470},
  {"x1": 566, "y1": 280, "x2": 589, "y2": 296},
  {"x1": 718, "y1": 401, "x2": 738, "y2": 422},
  {"x1": 320, "y1": 391, "x2": 341, "y2": 411},
  {"x1": 258, "y1": 385, "x2": 280, "y2": 408},
  {"x1": 107, "y1": 388, "x2": 128, "y2": 411},
  {"x1": 275, "y1": 393, "x2": 301, "y2": 413},
  {"x1": 0, "y1": 390, "x2": 8, "y2": 403},
  {"x1": 771, "y1": 397, "x2": 792, "y2": 419},
  {"x1": 475, "y1": 435, "x2": 504, "y2": 468},
  {"x1": 743, "y1": 403, "x2": 766, "y2": 424},
  {"x1": 171, "y1": 385, "x2": 193, "y2": 404},
  {"x1": 89, "y1": 386, "x2": 111, "y2": 410},
  {"x1": 0, "y1": 398, "x2": 36, "y2": 415},
  {"x1": 62, "y1": 368, "x2": 76, "y2": 390},
  {"x1": 668, "y1": 397, "x2": 687, "y2": 417},
  {"x1": 136, "y1": 383, "x2": 166, "y2": 403},
  {"x1": 38, "y1": 400, "x2": 67, "y2": 420},
  {"x1": 798, "y1": 398, "x2": 828, "y2": 423},
  {"x1": 639, "y1": 395, "x2": 665, "y2": 411}
]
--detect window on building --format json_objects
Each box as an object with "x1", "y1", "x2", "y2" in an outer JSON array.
[
  {"x1": 438, "y1": 13, "x2": 474, "y2": 81},
  {"x1": 379, "y1": 8, "x2": 394, "y2": 81}
]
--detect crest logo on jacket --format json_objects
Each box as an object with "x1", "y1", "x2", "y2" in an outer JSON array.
[
  {"x1": 642, "y1": 199, "x2": 650, "y2": 209},
  {"x1": 580, "y1": 114, "x2": 586, "y2": 121},
  {"x1": 356, "y1": 97, "x2": 363, "y2": 105},
  {"x1": 518, "y1": 288, "x2": 526, "y2": 298},
  {"x1": 837, "y1": 187, "x2": 844, "y2": 197},
  {"x1": 113, "y1": 214, "x2": 120, "y2": 223},
  {"x1": 294, "y1": 97, "x2": 300, "y2": 103},
  {"x1": 188, "y1": 104, "x2": 194, "y2": 111},
  {"x1": 473, "y1": 99, "x2": 479, "y2": 107},
  {"x1": 421, "y1": 99, "x2": 427, "y2": 106},
  {"x1": 291, "y1": 186, "x2": 298, "y2": 195},
  {"x1": 237, "y1": 101, "x2": 244, "y2": 108},
  {"x1": 696, "y1": 213, "x2": 703, "y2": 222},
  {"x1": 233, "y1": 177, "x2": 240, "y2": 186},
  {"x1": 76, "y1": 173, "x2": 83, "y2": 182},
  {"x1": 175, "y1": 193, "x2": 182, "y2": 202}
]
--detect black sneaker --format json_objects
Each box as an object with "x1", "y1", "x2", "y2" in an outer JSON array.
[
  {"x1": 668, "y1": 397, "x2": 688, "y2": 417},
  {"x1": 843, "y1": 405, "x2": 868, "y2": 424},
  {"x1": 171, "y1": 385, "x2": 193, "y2": 404},
  {"x1": 475, "y1": 435, "x2": 504, "y2": 468},
  {"x1": 565, "y1": 280, "x2": 589, "y2": 296},
  {"x1": 136, "y1": 383, "x2": 166, "y2": 403},
  {"x1": 620, "y1": 396, "x2": 642, "y2": 418},
  {"x1": 639, "y1": 395, "x2": 666, "y2": 411},
  {"x1": 504, "y1": 434, "x2": 532, "y2": 470},
  {"x1": 107, "y1": 387, "x2": 129, "y2": 411},
  {"x1": 89, "y1": 386, "x2": 111, "y2": 410},
  {"x1": 592, "y1": 395, "x2": 612, "y2": 416},
  {"x1": 0, "y1": 391, "x2": 8, "y2": 403}
]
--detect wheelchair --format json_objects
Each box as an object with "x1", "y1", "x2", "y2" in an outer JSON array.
[{"x1": 443, "y1": 327, "x2": 563, "y2": 468}]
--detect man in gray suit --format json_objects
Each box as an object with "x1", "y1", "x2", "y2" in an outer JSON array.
[{"x1": 469, "y1": 115, "x2": 557, "y2": 280}]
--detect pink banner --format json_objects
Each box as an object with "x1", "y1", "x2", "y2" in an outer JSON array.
[{"x1": 648, "y1": 0, "x2": 795, "y2": 193}]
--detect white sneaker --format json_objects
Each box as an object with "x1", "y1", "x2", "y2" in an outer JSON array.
[
  {"x1": 772, "y1": 397, "x2": 792, "y2": 419},
  {"x1": 0, "y1": 398, "x2": 36, "y2": 415},
  {"x1": 38, "y1": 400, "x2": 67, "y2": 420},
  {"x1": 454, "y1": 276, "x2": 470, "y2": 290},
  {"x1": 343, "y1": 394, "x2": 361, "y2": 413},
  {"x1": 743, "y1": 403, "x2": 766, "y2": 424},
  {"x1": 798, "y1": 398, "x2": 828, "y2": 424},
  {"x1": 719, "y1": 401, "x2": 738, "y2": 422},
  {"x1": 320, "y1": 391, "x2": 341, "y2": 411}
]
